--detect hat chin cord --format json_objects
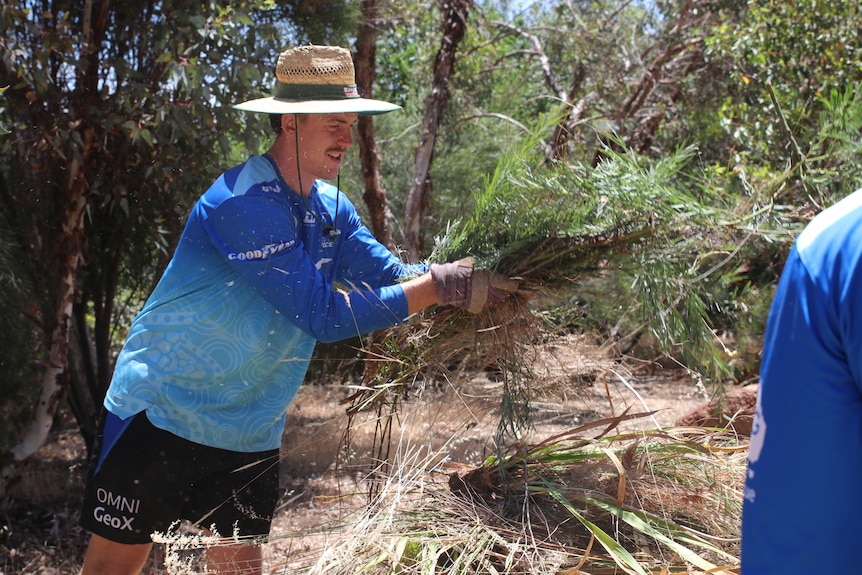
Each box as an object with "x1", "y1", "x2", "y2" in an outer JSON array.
[{"x1": 294, "y1": 113, "x2": 339, "y2": 236}]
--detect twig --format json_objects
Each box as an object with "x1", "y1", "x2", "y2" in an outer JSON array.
[{"x1": 609, "y1": 368, "x2": 663, "y2": 430}]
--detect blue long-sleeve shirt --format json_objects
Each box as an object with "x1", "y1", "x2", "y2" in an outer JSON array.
[{"x1": 104, "y1": 154, "x2": 424, "y2": 451}]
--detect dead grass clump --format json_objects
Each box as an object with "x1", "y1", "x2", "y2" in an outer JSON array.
[{"x1": 283, "y1": 415, "x2": 744, "y2": 575}]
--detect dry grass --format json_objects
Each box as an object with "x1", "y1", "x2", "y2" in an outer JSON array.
[
  {"x1": 264, "y1": 411, "x2": 744, "y2": 574},
  {"x1": 0, "y1": 336, "x2": 742, "y2": 575},
  {"x1": 264, "y1": 332, "x2": 744, "y2": 575}
]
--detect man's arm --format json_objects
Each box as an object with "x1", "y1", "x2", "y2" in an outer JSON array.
[{"x1": 400, "y1": 272, "x2": 440, "y2": 315}]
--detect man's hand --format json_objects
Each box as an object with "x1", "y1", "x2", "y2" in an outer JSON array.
[{"x1": 430, "y1": 258, "x2": 519, "y2": 313}]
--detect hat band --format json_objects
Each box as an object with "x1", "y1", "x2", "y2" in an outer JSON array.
[{"x1": 274, "y1": 82, "x2": 360, "y2": 101}]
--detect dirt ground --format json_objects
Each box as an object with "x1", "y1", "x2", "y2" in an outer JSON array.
[{"x1": 0, "y1": 334, "x2": 750, "y2": 574}]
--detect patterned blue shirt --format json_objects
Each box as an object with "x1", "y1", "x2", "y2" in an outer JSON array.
[{"x1": 104, "y1": 154, "x2": 424, "y2": 451}]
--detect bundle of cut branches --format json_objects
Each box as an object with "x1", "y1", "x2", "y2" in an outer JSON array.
[{"x1": 345, "y1": 124, "x2": 739, "y2": 465}]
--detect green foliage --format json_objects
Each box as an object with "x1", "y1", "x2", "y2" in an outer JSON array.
[
  {"x1": 431, "y1": 114, "x2": 738, "y2": 380},
  {"x1": 0, "y1": 85, "x2": 8, "y2": 135},
  {"x1": 0, "y1": 226, "x2": 41, "y2": 463},
  {"x1": 278, "y1": 0, "x2": 359, "y2": 45},
  {"x1": 369, "y1": 0, "x2": 714, "y2": 253},
  {"x1": 702, "y1": 1, "x2": 862, "y2": 170},
  {"x1": 685, "y1": 83, "x2": 862, "y2": 376},
  {"x1": 352, "y1": 114, "x2": 747, "y2": 466},
  {"x1": 0, "y1": 0, "x2": 859, "y2": 483}
]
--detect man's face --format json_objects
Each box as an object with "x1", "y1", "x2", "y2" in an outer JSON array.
[{"x1": 294, "y1": 113, "x2": 358, "y2": 182}]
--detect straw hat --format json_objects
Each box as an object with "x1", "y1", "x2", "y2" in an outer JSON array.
[{"x1": 234, "y1": 45, "x2": 401, "y2": 115}]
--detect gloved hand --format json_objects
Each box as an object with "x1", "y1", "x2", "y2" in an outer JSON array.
[{"x1": 430, "y1": 258, "x2": 519, "y2": 313}]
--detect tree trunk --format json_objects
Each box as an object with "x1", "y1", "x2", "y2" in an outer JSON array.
[
  {"x1": 355, "y1": 0, "x2": 396, "y2": 253},
  {"x1": 4, "y1": 0, "x2": 107, "y2": 469},
  {"x1": 550, "y1": 63, "x2": 589, "y2": 162},
  {"x1": 594, "y1": 0, "x2": 705, "y2": 164},
  {"x1": 403, "y1": 0, "x2": 474, "y2": 262},
  {"x1": 65, "y1": 296, "x2": 107, "y2": 453},
  {"x1": 492, "y1": 21, "x2": 584, "y2": 163},
  {"x1": 9, "y1": 146, "x2": 90, "y2": 464},
  {"x1": 10, "y1": 258, "x2": 77, "y2": 463}
]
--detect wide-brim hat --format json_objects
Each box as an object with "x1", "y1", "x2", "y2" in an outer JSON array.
[{"x1": 234, "y1": 45, "x2": 401, "y2": 116}]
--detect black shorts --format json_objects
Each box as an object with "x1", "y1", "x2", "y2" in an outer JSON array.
[{"x1": 79, "y1": 409, "x2": 280, "y2": 545}]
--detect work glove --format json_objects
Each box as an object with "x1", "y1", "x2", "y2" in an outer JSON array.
[{"x1": 430, "y1": 258, "x2": 520, "y2": 313}]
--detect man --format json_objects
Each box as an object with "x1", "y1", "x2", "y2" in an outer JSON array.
[
  {"x1": 741, "y1": 188, "x2": 862, "y2": 574},
  {"x1": 79, "y1": 45, "x2": 516, "y2": 575}
]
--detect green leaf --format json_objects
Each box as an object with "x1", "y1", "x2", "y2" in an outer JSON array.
[
  {"x1": 540, "y1": 479, "x2": 648, "y2": 575},
  {"x1": 583, "y1": 496, "x2": 738, "y2": 569},
  {"x1": 234, "y1": 11, "x2": 254, "y2": 26}
]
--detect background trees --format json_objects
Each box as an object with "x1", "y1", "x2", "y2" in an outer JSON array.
[
  {"x1": 1, "y1": 0, "x2": 860, "y2": 495},
  {"x1": 0, "y1": 0, "x2": 353, "y2": 471}
]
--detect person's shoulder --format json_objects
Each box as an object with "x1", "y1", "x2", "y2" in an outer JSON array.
[
  {"x1": 199, "y1": 156, "x2": 285, "y2": 213},
  {"x1": 793, "y1": 188, "x2": 862, "y2": 284},
  {"x1": 797, "y1": 188, "x2": 862, "y2": 252},
  {"x1": 227, "y1": 155, "x2": 286, "y2": 198}
]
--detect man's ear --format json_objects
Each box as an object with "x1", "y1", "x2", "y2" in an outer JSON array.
[{"x1": 281, "y1": 114, "x2": 297, "y2": 134}]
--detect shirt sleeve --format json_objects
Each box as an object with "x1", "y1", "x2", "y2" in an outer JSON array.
[
  {"x1": 201, "y1": 193, "x2": 411, "y2": 343},
  {"x1": 332, "y1": 193, "x2": 427, "y2": 289}
]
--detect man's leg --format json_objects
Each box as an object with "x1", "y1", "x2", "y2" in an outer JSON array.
[
  {"x1": 80, "y1": 533, "x2": 152, "y2": 575},
  {"x1": 189, "y1": 449, "x2": 279, "y2": 575}
]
